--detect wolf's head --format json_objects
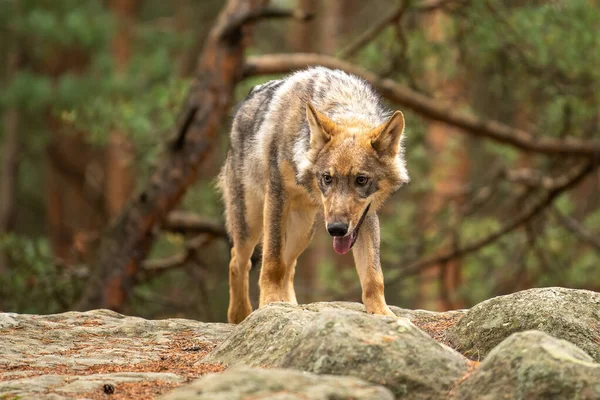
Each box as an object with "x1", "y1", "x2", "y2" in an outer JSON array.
[{"x1": 303, "y1": 102, "x2": 409, "y2": 255}]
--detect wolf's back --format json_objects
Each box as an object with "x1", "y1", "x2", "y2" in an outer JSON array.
[{"x1": 221, "y1": 67, "x2": 389, "y2": 194}]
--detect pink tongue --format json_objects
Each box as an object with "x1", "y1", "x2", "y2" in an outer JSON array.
[{"x1": 333, "y1": 235, "x2": 353, "y2": 255}]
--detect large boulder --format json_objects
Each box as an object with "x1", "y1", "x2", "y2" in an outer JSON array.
[
  {"x1": 202, "y1": 302, "x2": 316, "y2": 367},
  {"x1": 0, "y1": 309, "x2": 232, "y2": 399},
  {"x1": 203, "y1": 303, "x2": 469, "y2": 399},
  {"x1": 447, "y1": 287, "x2": 600, "y2": 361},
  {"x1": 161, "y1": 366, "x2": 395, "y2": 400},
  {"x1": 453, "y1": 331, "x2": 600, "y2": 400}
]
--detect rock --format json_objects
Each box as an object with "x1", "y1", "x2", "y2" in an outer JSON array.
[
  {"x1": 4, "y1": 293, "x2": 594, "y2": 400},
  {"x1": 204, "y1": 303, "x2": 469, "y2": 398},
  {"x1": 447, "y1": 287, "x2": 600, "y2": 361},
  {"x1": 309, "y1": 302, "x2": 469, "y2": 343},
  {"x1": 0, "y1": 309, "x2": 232, "y2": 399},
  {"x1": 390, "y1": 306, "x2": 467, "y2": 346},
  {"x1": 161, "y1": 366, "x2": 395, "y2": 400},
  {"x1": 279, "y1": 309, "x2": 469, "y2": 399},
  {"x1": 0, "y1": 372, "x2": 183, "y2": 400},
  {"x1": 453, "y1": 331, "x2": 600, "y2": 400},
  {"x1": 204, "y1": 301, "x2": 465, "y2": 367},
  {"x1": 202, "y1": 302, "x2": 317, "y2": 367}
]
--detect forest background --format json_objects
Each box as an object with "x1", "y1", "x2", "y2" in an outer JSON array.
[{"x1": 1, "y1": 0, "x2": 599, "y2": 321}]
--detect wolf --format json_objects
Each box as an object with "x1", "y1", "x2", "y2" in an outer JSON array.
[{"x1": 218, "y1": 67, "x2": 409, "y2": 323}]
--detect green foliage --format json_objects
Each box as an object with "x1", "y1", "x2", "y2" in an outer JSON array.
[
  {"x1": 14, "y1": 0, "x2": 111, "y2": 49},
  {"x1": 1, "y1": 0, "x2": 193, "y2": 172},
  {"x1": 0, "y1": 0, "x2": 206, "y2": 315},
  {"x1": 0, "y1": 234, "x2": 82, "y2": 314},
  {"x1": 463, "y1": 0, "x2": 600, "y2": 138},
  {"x1": 0, "y1": 72, "x2": 53, "y2": 112}
]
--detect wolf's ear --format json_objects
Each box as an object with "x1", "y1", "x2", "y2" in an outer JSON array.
[
  {"x1": 306, "y1": 102, "x2": 335, "y2": 151},
  {"x1": 370, "y1": 111, "x2": 405, "y2": 157}
]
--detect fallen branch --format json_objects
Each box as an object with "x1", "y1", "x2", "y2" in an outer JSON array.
[{"x1": 244, "y1": 53, "x2": 600, "y2": 157}]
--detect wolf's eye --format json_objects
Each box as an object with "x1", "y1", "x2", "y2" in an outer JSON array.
[
  {"x1": 356, "y1": 175, "x2": 368, "y2": 186},
  {"x1": 322, "y1": 173, "x2": 332, "y2": 185}
]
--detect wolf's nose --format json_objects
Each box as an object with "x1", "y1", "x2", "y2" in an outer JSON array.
[{"x1": 327, "y1": 222, "x2": 348, "y2": 237}]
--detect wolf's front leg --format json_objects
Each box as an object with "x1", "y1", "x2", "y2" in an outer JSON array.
[
  {"x1": 259, "y1": 183, "x2": 291, "y2": 307},
  {"x1": 352, "y1": 213, "x2": 395, "y2": 317}
]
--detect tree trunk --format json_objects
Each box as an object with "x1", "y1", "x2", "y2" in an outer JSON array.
[
  {"x1": 289, "y1": 0, "x2": 317, "y2": 52},
  {"x1": 0, "y1": 51, "x2": 21, "y2": 274},
  {"x1": 42, "y1": 39, "x2": 100, "y2": 266},
  {"x1": 105, "y1": 0, "x2": 138, "y2": 218},
  {"x1": 76, "y1": 0, "x2": 269, "y2": 311},
  {"x1": 321, "y1": 0, "x2": 344, "y2": 55},
  {"x1": 46, "y1": 124, "x2": 105, "y2": 264},
  {"x1": 420, "y1": 9, "x2": 469, "y2": 311}
]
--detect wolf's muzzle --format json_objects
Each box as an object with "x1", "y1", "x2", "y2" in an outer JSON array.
[{"x1": 327, "y1": 222, "x2": 349, "y2": 237}]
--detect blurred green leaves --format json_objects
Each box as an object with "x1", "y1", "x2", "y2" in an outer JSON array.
[{"x1": 0, "y1": 233, "x2": 82, "y2": 314}]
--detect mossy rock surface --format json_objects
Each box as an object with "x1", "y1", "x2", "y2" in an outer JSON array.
[
  {"x1": 2, "y1": 288, "x2": 599, "y2": 399},
  {"x1": 203, "y1": 302, "x2": 469, "y2": 399},
  {"x1": 0, "y1": 309, "x2": 232, "y2": 399},
  {"x1": 447, "y1": 287, "x2": 600, "y2": 362},
  {"x1": 453, "y1": 330, "x2": 600, "y2": 400},
  {"x1": 161, "y1": 366, "x2": 395, "y2": 400}
]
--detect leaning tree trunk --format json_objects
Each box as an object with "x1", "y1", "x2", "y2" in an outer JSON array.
[{"x1": 77, "y1": 0, "x2": 268, "y2": 311}]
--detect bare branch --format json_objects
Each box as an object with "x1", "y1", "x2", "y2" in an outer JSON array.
[
  {"x1": 140, "y1": 235, "x2": 212, "y2": 279},
  {"x1": 244, "y1": 53, "x2": 600, "y2": 157},
  {"x1": 163, "y1": 211, "x2": 227, "y2": 238},
  {"x1": 219, "y1": 7, "x2": 314, "y2": 41},
  {"x1": 552, "y1": 208, "x2": 600, "y2": 251},
  {"x1": 142, "y1": 253, "x2": 187, "y2": 272},
  {"x1": 416, "y1": 0, "x2": 467, "y2": 12},
  {"x1": 505, "y1": 168, "x2": 557, "y2": 190},
  {"x1": 391, "y1": 162, "x2": 596, "y2": 282},
  {"x1": 504, "y1": 165, "x2": 594, "y2": 191},
  {"x1": 337, "y1": 161, "x2": 598, "y2": 300},
  {"x1": 339, "y1": 1, "x2": 408, "y2": 59}
]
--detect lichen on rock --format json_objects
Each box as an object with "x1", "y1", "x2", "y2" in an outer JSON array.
[
  {"x1": 447, "y1": 287, "x2": 600, "y2": 362},
  {"x1": 161, "y1": 366, "x2": 395, "y2": 400},
  {"x1": 1, "y1": 287, "x2": 599, "y2": 400},
  {"x1": 452, "y1": 330, "x2": 600, "y2": 400},
  {"x1": 203, "y1": 302, "x2": 469, "y2": 399}
]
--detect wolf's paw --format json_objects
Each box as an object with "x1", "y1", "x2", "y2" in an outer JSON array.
[
  {"x1": 381, "y1": 306, "x2": 396, "y2": 318},
  {"x1": 259, "y1": 291, "x2": 294, "y2": 308},
  {"x1": 366, "y1": 304, "x2": 396, "y2": 318},
  {"x1": 228, "y1": 301, "x2": 253, "y2": 324}
]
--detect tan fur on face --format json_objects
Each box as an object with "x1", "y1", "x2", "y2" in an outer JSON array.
[
  {"x1": 309, "y1": 110, "x2": 405, "y2": 232},
  {"x1": 319, "y1": 138, "x2": 373, "y2": 231}
]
